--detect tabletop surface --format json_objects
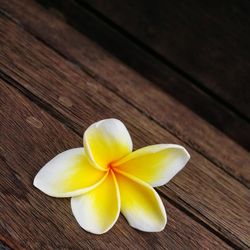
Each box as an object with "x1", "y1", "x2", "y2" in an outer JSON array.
[{"x1": 0, "y1": 0, "x2": 249, "y2": 249}]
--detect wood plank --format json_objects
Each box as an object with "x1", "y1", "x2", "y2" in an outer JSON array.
[
  {"x1": 0, "y1": 13, "x2": 249, "y2": 248},
  {"x1": 0, "y1": 81, "x2": 233, "y2": 249},
  {"x1": 35, "y1": 0, "x2": 250, "y2": 150},
  {"x1": 1, "y1": 0, "x2": 249, "y2": 187},
  {"x1": 82, "y1": 0, "x2": 250, "y2": 121}
]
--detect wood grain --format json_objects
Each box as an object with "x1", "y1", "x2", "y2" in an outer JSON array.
[
  {"x1": 0, "y1": 80, "x2": 232, "y2": 249},
  {"x1": 0, "y1": 13, "x2": 249, "y2": 248},
  {"x1": 1, "y1": 0, "x2": 249, "y2": 187},
  {"x1": 83, "y1": 0, "x2": 250, "y2": 120},
  {"x1": 1, "y1": 0, "x2": 250, "y2": 187},
  {"x1": 35, "y1": 0, "x2": 250, "y2": 150}
]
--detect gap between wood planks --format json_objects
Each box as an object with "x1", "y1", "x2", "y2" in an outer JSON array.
[
  {"x1": 0, "y1": 1, "x2": 249, "y2": 189},
  {"x1": 0, "y1": 14, "x2": 249, "y2": 248},
  {"x1": 0, "y1": 80, "x2": 234, "y2": 250},
  {"x1": 0, "y1": 71, "x2": 241, "y2": 250}
]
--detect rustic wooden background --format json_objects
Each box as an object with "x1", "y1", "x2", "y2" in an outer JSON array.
[{"x1": 0, "y1": 0, "x2": 249, "y2": 249}]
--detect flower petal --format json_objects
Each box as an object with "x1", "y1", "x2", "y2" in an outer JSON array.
[
  {"x1": 71, "y1": 170, "x2": 120, "y2": 234},
  {"x1": 115, "y1": 169, "x2": 167, "y2": 232},
  {"x1": 84, "y1": 119, "x2": 133, "y2": 170},
  {"x1": 113, "y1": 144, "x2": 190, "y2": 187},
  {"x1": 34, "y1": 148, "x2": 106, "y2": 197}
]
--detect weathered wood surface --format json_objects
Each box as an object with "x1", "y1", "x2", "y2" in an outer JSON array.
[
  {"x1": 0, "y1": 0, "x2": 249, "y2": 249},
  {"x1": 1, "y1": 0, "x2": 250, "y2": 188},
  {"x1": 35, "y1": 0, "x2": 250, "y2": 150},
  {"x1": 1, "y1": 80, "x2": 233, "y2": 249},
  {"x1": 0, "y1": 7, "x2": 250, "y2": 249}
]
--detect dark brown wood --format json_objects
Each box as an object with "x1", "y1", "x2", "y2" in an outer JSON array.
[
  {"x1": 0, "y1": 80, "x2": 233, "y2": 249},
  {"x1": 35, "y1": 0, "x2": 250, "y2": 150},
  {"x1": 0, "y1": 241, "x2": 12, "y2": 250},
  {"x1": 82, "y1": 0, "x2": 250, "y2": 120},
  {"x1": 1, "y1": 0, "x2": 249, "y2": 187},
  {"x1": 0, "y1": 12, "x2": 249, "y2": 248}
]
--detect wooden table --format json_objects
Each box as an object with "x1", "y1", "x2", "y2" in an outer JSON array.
[{"x1": 0, "y1": 1, "x2": 249, "y2": 249}]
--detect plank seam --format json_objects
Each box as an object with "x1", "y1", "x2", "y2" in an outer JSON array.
[
  {"x1": 157, "y1": 189, "x2": 243, "y2": 250},
  {"x1": 1, "y1": 8, "x2": 247, "y2": 188},
  {"x1": 0, "y1": 69, "x2": 244, "y2": 250}
]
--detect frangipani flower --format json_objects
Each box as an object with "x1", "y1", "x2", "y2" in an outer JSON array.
[{"x1": 34, "y1": 119, "x2": 190, "y2": 234}]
